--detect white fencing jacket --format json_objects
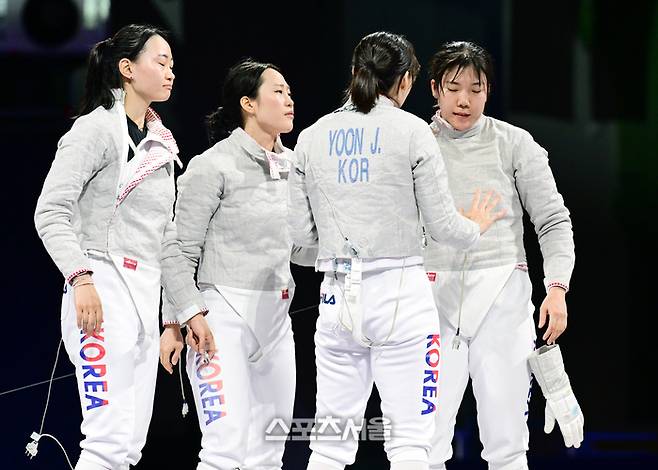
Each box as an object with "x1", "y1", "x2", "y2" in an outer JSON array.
[
  {"x1": 35, "y1": 90, "x2": 206, "y2": 323},
  {"x1": 423, "y1": 113, "x2": 575, "y2": 292},
  {"x1": 288, "y1": 96, "x2": 479, "y2": 268}
]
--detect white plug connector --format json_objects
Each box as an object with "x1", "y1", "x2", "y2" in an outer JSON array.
[{"x1": 25, "y1": 432, "x2": 41, "y2": 458}]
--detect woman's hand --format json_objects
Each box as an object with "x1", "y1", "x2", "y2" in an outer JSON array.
[
  {"x1": 539, "y1": 287, "x2": 568, "y2": 345},
  {"x1": 185, "y1": 313, "x2": 217, "y2": 360},
  {"x1": 73, "y1": 274, "x2": 103, "y2": 335},
  {"x1": 461, "y1": 189, "x2": 506, "y2": 235},
  {"x1": 160, "y1": 325, "x2": 184, "y2": 374}
]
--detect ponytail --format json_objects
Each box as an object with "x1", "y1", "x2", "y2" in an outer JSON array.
[
  {"x1": 349, "y1": 65, "x2": 379, "y2": 114},
  {"x1": 347, "y1": 32, "x2": 420, "y2": 114},
  {"x1": 205, "y1": 106, "x2": 241, "y2": 145},
  {"x1": 78, "y1": 39, "x2": 116, "y2": 115}
]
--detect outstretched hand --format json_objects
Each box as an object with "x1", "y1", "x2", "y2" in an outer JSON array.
[{"x1": 460, "y1": 189, "x2": 506, "y2": 235}]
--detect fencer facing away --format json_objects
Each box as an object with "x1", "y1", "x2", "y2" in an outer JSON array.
[{"x1": 422, "y1": 41, "x2": 584, "y2": 470}]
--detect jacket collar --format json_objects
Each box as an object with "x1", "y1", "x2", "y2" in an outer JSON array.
[
  {"x1": 228, "y1": 126, "x2": 287, "y2": 163},
  {"x1": 430, "y1": 110, "x2": 485, "y2": 140},
  {"x1": 110, "y1": 88, "x2": 180, "y2": 160},
  {"x1": 375, "y1": 95, "x2": 397, "y2": 108},
  {"x1": 338, "y1": 94, "x2": 398, "y2": 113}
]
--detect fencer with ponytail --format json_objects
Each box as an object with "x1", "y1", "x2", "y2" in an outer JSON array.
[
  {"x1": 347, "y1": 31, "x2": 420, "y2": 113},
  {"x1": 31, "y1": 21, "x2": 218, "y2": 470}
]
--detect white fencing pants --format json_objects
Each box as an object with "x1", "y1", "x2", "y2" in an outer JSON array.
[
  {"x1": 429, "y1": 268, "x2": 536, "y2": 470},
  {"x1": 188, "y1": 286, "x2": 296, "y2": 470},
  {"x1": 61, "y1": 256, "x2": 160, "y2": 470},
  {"x1": 308, "y1": 265, "x2": 440, "y2": 470}
]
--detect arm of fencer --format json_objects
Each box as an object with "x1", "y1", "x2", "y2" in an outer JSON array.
[
  {"x1": 411, "y1": 126, "x2": 479, "y2": 250},
  {"x1": 288, "y1": 137, "x2": 319, "y2": 247},
  {"x1": 528, "y1": 344, "x2": 584, "y2": 448},
  {"x1": 290, "y1": 244, "x2": 318, "y2": 267}
]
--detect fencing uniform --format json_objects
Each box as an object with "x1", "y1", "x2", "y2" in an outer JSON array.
[
  {"x1": 35, "y1": 89, "x2": 206, "y2": 470},
  {"x1": 424, "y1": 113, "x2": 575, "y2": 470},
  {"x1": 288, "y1": 96, "x2": 480, "y2": 470},
  {"x1": 161, "y1": 127, "x2": 316, "y2": 469}
]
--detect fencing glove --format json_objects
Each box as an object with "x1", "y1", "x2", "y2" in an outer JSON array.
[{"x1": 528, "y1": 344, "x2": 584, "y2": 448}]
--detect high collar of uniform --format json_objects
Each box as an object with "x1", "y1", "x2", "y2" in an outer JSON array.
[
  {"x1": 229, "y1": 126, "x2": 287, "y2": 162},
  {"x1": 144, "y1": 108, "x2": 180, "y2": 157},
  {"x1": 110, "y1": 88, "x2": 180, "y2": 162},
  {"x1": 111, "y1": 88, "x2": 126, "y2": 104},
  {"x1": 430, "y1": 110, "x2": 485, "y2": 139},
  {"x1": 339, "y1": 94, "x2": 398, "y2": 112},
  {"x1": 374, "y1": 95, "x2": 398, "y2": 108}
]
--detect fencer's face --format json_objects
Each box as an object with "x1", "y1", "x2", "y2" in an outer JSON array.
[
  {"x1": 431, "y1": 65, "x2": 487, "y2": 131},
  {"x1": 122, "y1": 34, "x2": 175, "y2": 104},
  {"x1": 249, "y1": 68, "x2": 294, "y2": 135}
]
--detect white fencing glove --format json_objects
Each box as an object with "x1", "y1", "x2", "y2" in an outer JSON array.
[{"x1": 528, "y1": 344, "x2": 584, "y2": 448}]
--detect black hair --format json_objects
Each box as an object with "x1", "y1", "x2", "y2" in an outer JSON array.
[
  {"x1": 428, "y1": 41, "x2": 494, "y2": 97},
  {"x1": 206, "y1": 59, "x2": 281, "y2": 145},
  {"x1": 78, "y1": 24, "x2": 168, "y2": 116},
  {"x1": 347, "y1": 31, "x2": 420, "y2": 114}
]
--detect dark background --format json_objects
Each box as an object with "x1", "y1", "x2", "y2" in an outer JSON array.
[{"x1": 1, "y1": 0, "x2": 656, "y2": 469}]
